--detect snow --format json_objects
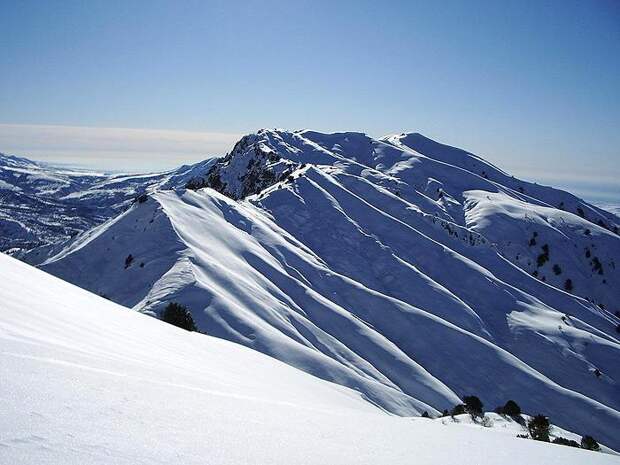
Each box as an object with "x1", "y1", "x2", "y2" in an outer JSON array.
[
  {"x1": 438, "y1": 413, "x2": 618, "y2": 454},
  {"x1": 36, "y1": 186, "x2": 620, "y2": 449},
  {"x1": 0, "y1": 152, "x2": 216, "y2": 253},
  {"x1": 0, "y1": 179, "x2": 20, "y2": 191},
  {"x1": 0, "y1": 253, "x2": 617, "y2": 464},
  {"x1": 464, "y1": 189, "x2": 620, "y2": 311},
  {"x1": 5, "y1": 129, "x2": 620, "y2": 452}
]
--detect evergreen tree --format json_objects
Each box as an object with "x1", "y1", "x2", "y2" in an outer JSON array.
[
  {"x1": 463, "y1": 395, "x2": 484, "y2": 417},
  {"x1": 161, "y1": 302, "x2": 197, "y2": 332},
  {"x1": 502, "y1": 400, "x2": 521, "y2": 417},
  {"x1": 552, "y1": 437, "x2": 579, "y2": 448},
  {"x1": 528, "y1": 414, "x2": 550, "y2": 442},
  {"x1": 581, "y1": 435, "x2": 600, "y2": 451},
  {"x1": 451, "y1": 404, "x2": 466, "y2": 417}
]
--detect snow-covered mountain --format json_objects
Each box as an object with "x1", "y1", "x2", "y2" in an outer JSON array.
[
  {"x1": 25, "y1": 129, "x2": 620, "y2": 450},
  {"x1": 0, "y1": 253, "x2": 616, "y2": 464},
  {"x1": 0, "y1": 152, "x2": 215, "y2": 253}
]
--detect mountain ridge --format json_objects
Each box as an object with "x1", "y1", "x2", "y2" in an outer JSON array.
[
  {"x1": 21, "y1": 129, "x2": 620, "y2": 449},
  {"x1": 0, "y1": 150, "x2": 217, "y2": 253}
]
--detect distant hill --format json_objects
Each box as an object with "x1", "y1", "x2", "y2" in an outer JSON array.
[{"x1": 0, "y1": 152, "x2": 215, "y2": 253}]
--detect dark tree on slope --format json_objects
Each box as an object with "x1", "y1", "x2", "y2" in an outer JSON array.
[
  {"x1": 451, "y1": 404, "x2": 467, "y2": 417},
  {"x1": 161, "y1": 302, "x2": 197, "y2": 332},
  {"x1": 528, "y1": 414, "x2": 550, "y2": 442},
  {"x1": 552, "y1": 437, "x2": 579, "y2": 448},
  {"x1": 463, "y1": 395, "x2": 484, "y2": 418},
  {"x1": 564, "y1": 279, "x2": 573, "y2": 292},
  {"x1": 501, "y1": 400, "x2": 521, "y2": 417},
  {"x1": 581, "y1": 435, "x2": 600, "y2": 451}
]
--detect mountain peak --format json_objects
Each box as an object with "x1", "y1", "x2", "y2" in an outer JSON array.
[{"x1": 6, "y1": 129, "x2": 620, "y2": 451}]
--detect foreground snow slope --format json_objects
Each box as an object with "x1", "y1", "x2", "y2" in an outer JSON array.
[
  {"x1": 0, "y1": 254, "x2": 616, "y2": 464},
  {"x1": 34, "y1": 129, "x2": 620, "y2": 450}
]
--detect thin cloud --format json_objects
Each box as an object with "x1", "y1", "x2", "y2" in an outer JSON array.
[{"x1": 0, "y1": 124, "x2": 242, "y2": 171}]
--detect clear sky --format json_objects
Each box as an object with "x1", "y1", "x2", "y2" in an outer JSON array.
[{"x1": 1, "y1": 0, "x2": 619, "y2": 187}]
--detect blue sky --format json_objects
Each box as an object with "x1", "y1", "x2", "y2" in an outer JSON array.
[{"x1": 1, "y1": 0, "x2": 619, "y2": 187}]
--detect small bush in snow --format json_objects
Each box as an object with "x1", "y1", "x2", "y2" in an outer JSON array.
[
  {"x1": 552, "y1": 264, "x2": 562, "y2": 275},
  {"x1": 451, "y1": 404, "x2": 466, "y2": 417},
  {"x1": 536, "y1": 252, "x2": 548, "y2": 267},
  {"x1": 564, "y1": 279, "x2": 573, "y2": 292},
  {"x1": 421, "y1": 411, "x2": 430, "y2": 418},
  {"x1": 527, "y1": 414, "x2": 550, "y2": 442},
  {"x1": 592, "y1": 257, "x2": 603, "y2": 275},
  {"x1": 463, "y1": 395, "x2": 484, "y2": 418},
  {"x1": 124, "y1": 254, "x2": 134, "y2": 268},
  {"x1": 501, "y1": 400, "x2": 521, "y2": 417},
  {"x1": 161, "y1": 302, "x2": 197, "y2": 332},
  {"x1": 581, "y1": 435, "x2": 600, "y2": 451},
  {"x1": 552, "y1": 437, "x2": 579, "y2": 448}
]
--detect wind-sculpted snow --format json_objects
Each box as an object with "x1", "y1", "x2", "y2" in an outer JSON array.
[
  {"x1": 20, "y1": 129, "x2": 620, "y2": 449},
  {"x1": 3, "y1": 254, "x2": 617, "y2": 464}
]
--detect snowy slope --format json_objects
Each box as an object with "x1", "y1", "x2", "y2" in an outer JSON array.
[
  {"x1": 383, "y1": 133, "x2": 619, "y2": 310},
  {"x1": 0, "y1": 152, "x2": 215, "y2": 254},
  {"x1": 0, "y1": 253, "x2": 617, "y2": 464},
  {"x1": 32, "y1": 129, "x2": 620, "y2": 450}
]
